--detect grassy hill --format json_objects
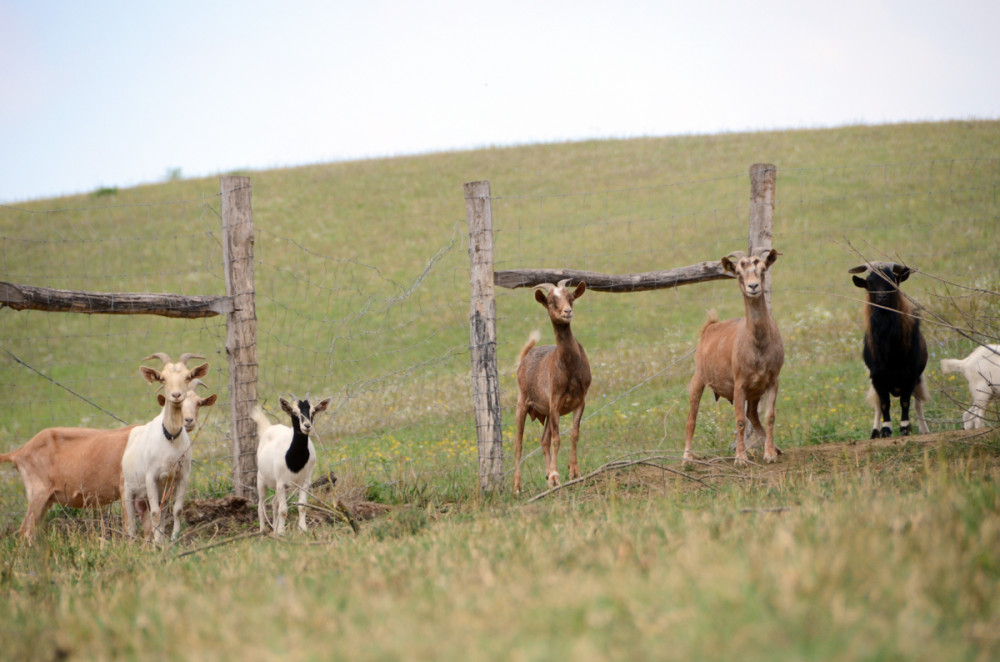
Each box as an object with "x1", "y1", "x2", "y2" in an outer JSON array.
[{"x1": 1, "y1": 121, "x2": 999, "y2": 659}]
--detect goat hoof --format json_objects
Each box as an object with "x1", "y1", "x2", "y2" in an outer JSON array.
[
  {"x1": 870, "y1": 429, "x2": 880, "y2": 439},
  {"x1": 880, "y1": 428, "x2": 892, "y2": 438},
  {"x1": 734, "y1": 454, "x2": 749, "y2": 467},
  {"x1": 900, "y1": 427, "x2": 911, "y2": 437},
  {"x1": 764, "y1": 451, "x2": 778, "y2": 463},
  {"x1": 547, "y1": 472, "x2": 561, "y2": 488}
]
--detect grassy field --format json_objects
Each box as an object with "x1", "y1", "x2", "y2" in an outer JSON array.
[{"x1": 1, "y1": 120, "x2": 999, "y2": 659}]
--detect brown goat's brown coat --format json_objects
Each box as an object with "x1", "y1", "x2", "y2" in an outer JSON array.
[
  {"x1": 684, "y1": 249, "x2": 784, "y2": 465},
  {"x1": 514, "y1": 280, "x2": 591, "y2": 492},
  {"x1": 0, "y1": 425, "x2": 137, "y2": 539}
]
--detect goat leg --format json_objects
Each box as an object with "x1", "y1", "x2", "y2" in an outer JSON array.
[
  {"x1": 899, "y1": 391, "x2": 913, "y2": 436},
  {"x1": 541, "y1": 420, "x2": 560, "y2": 488},
  {"x1": 733, "y1": 386, "x2": 749, "y2": 466},
  {"x1": 684, "y1": 376, "x2": 706, "y2": 463},
  {"x1": 568, "y1": 404, "x2": 584, "y2": 480},
  {"x1": 762, "y1": 386, "x2": 781, "y2": 462}
]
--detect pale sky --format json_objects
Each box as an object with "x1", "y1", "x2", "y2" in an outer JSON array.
[{"x1": 1, "y1": 0, "x2": 997, "y2": 203}]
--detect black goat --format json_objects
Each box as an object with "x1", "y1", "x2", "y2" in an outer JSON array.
[{"x1": 850, "y1": 262, "x2": 929, "y2": 438}]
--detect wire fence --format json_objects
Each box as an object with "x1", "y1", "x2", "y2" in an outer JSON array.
[{"x1": 1, "y1": 156, "x2": 997, "y2": 527}]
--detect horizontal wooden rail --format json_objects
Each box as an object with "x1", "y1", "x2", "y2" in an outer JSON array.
[
  {"x1": 494, "y1": 261, "x2": 732, "y2": 292},
  {"x1": 0, "y1": 281, "x2": 233, "y2": 318}
]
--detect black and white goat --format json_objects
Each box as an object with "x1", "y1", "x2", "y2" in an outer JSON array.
[
  {"x1": 850, "y1": 262, "x2": 929, "y2": 438},
  {"x1": 252, "y1": 396, "x2": 331, "y2": 535}
]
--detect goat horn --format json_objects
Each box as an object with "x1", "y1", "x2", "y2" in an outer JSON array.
[
  {"x1": 143, "y1": 352, "x2": 172, "y2": 364},
  {"x1": 726, "y1": 251, "x2": 747, "y2": 260},
  {"x1": 556, "y1": 278, "x2": 572, "y2": 289},
  {"x1": 534, "y1": 282, "x2": 555, "y2": 293},
  {"x1": 847, "y1": 265, "x2": 869, "y2": 274},
  {"x1": 178, "y1": 353, "x2": 205, "y2": 366},
  {"x1": 190, "y1": 379, "x2": 208, "y2": 391}
]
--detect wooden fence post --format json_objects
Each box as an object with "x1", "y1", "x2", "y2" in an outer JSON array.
[
  {"x1": 465, "y1": 180, "x2": 504, "y2": 493},
  {"x1": 746, "y1": 163, "x2": 777, "y2": 450},
  {"x1": 748, "y1": 163, "x2": 777, "y2": 309},
  {"x1": 221, "y1": 176, "x2": 259, "y2": 500}
]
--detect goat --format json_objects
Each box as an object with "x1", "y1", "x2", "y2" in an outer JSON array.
[
  {"x1": 252, "y1": 395, "x2": 332, "y2": 535},
  {"x1": 684, "y1": 249, "x2": 784, "y2": 466},
  {"x1": 513, "y1": 279, "x2": 591, "y2": 492},
  {"x1": 850, "y1": 262, "x2": 929, "y2": 438},
  {"x1": 0, "y1": 382, "x2": 216, "y2": 541},
  {"x1": 941, "y1": 344, "x2": 1000, "y2": 429},
  {"x1": 121, "y1": 352, "x2": 209, "y2": 544}
]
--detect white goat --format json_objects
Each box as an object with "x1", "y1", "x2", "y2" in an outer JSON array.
[
  {"x1": 121, "y1": 352, "x2": 209, "y2": 544},
  {"x1": 0, "y1": 382, "x2": 216, "y2": 541},
  {"x1": 941, "y1": 344, "x2": 1000, "y2": 430},
  {"x1": 684, "y1": 249, "x2": 784, "y2": 466},
  {"x1": 513, "y1": 279, "x2": 591, "y2": 492},
  {"x1": 252, "y1": 396, "x2": 331, "y2": 535}
]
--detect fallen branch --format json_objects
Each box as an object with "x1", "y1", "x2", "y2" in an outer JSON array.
[
  {"x1": 526, "y1": 454, "x2": 720, "y2": 503},
  {"x1": 173, "y1": 531, "x2": 262, "y2": 558}
]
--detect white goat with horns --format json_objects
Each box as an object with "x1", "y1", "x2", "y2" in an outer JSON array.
[{"x1": 121, "y1": 352, "x2": 209, "y2": 544}]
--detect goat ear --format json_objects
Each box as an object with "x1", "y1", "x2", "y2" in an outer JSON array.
[
  {"x1": 188, "y1": 362, "x2": 209, "y2": 381},
  {"x1": 572, "y1": 281, "x2": 586, "y2": 299},
  {"x1": 534, "y1": 288, "x2": 549, "y2": 306},
  {"x1": 157, "y1": 394, "x2": 166, "y2": 406},
  {"x1": 140, "y1": 366, "x2": 162, "y2": 385},
  {"x1": 760, "y1": 249, "x2": 779, "y2": 267},
  {"x1": 313, "y1": 397, "x2": 332, "y2": 414},
  {"x1": 200, "y1": 394, "x2": 218, "y2": 407},
  {"x1": 893, "y1": 265, "x2": 914, "y2": 283},
  {"x1": 280, "y1": 397, "x2": 295, "y2": 415},
  {"x1": 721, "y1": 256, "x2": 737, "y2": 274},
  {"x1": 852, "y1": 275, "x2": 868, "y2": 289}
]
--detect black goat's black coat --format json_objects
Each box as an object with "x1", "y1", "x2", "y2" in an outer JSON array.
[{"x1": 853, "y1": 265, "x2": 928, "y2": 437}]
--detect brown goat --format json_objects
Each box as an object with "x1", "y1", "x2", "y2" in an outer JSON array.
[
  {"x1": 684, "y1": 249, "x2": 784, "y2": 465},
  {"x1": 513, "y1": 279, "x2": 591, "y2": 492},
  {"x1": 0, "y1": 381, "x2": 215, "y2": 541}
]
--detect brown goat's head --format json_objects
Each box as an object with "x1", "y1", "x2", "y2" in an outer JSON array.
[
  {"x1": 721, "y1": 249, "x2": 778, "y2": 300},
  {"x1": 534, "y1": 279, "x2": 586, "y2": 326},
  {"x1": 141, "y1": 352, "x2": 210, "y2": 407},
  {"x1": 849, "y1": 262, "x2": 914, "y2": 308}
]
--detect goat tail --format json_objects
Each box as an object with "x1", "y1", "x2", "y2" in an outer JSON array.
[
  {"x1": 0, "y1": 451, "x2": 13, "y2": 464},
  {"x1": 698, "y1": 310, "x2": 720, "y2": 338},
  {"x1": 514, "y1": 330, "x2": 542, "y2": 370},
  {"x1": 250, "y1": 405, "x2": 272, "y2": 434},
  {"x1": 940, "y1": 358, "x2": 964, "y2": 375}
]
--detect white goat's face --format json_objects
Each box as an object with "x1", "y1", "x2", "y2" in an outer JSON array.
[
  {"x1": 722, "y1": 249, "x2": 778, "y2": 300},
  {"x1": 535, "y1": 280, "x2": 587, "y2": 326},
  {"x1": 280, "y1": 396, "x2": 332, "y2": 435}
]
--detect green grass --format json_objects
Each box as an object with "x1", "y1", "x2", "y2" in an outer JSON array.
[
  {"x1": 2, "y1": 435, "x2": 999, "y2": 660},
  {"x1": 1, "y1": 121, "x2": 999, "y2": 659}
]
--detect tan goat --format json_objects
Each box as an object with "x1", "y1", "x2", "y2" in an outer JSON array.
[
  {"x1": 684, "y1": 249, "x2": 784, "y2": 465},
  {"x1": 0, "y1": 382, "x2": 215, "y2": 541},
  {"x1": 513, "y1": 279, "x2": 591, "y2": 492}
]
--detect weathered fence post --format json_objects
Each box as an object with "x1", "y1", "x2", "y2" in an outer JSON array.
[
  {"x1": 221, "y1": 176, "x2": 259, "y2": 500},
  {"x1": 746, "y1": 163, "x2": 777, "y2": 450},
  {"x1": 748, "y1": 163, "x2": 777, "y2": 309},
  {"x1": 465, "y1": 180, "x2": 504, "y2": 493}
]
